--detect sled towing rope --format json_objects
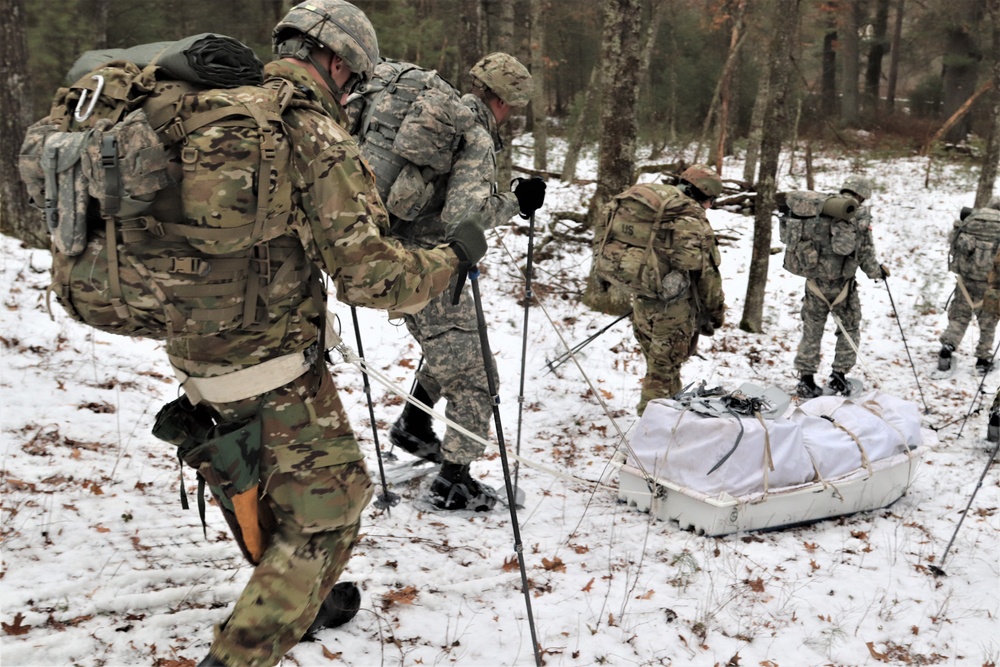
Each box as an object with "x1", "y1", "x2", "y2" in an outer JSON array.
[{"x1": 464, "y1": 265, "x2": 542, "y2": 666}]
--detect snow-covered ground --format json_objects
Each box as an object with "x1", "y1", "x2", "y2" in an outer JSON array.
[{"x1": 2, "y1": 141, "x2": 998, "y2": 667}]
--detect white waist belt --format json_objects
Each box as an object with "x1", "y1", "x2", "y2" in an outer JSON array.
[{"x1": 172, "y1": 351, "x2": 311, "y2": 405}]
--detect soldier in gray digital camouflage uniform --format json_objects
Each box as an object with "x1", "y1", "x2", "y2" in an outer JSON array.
[
  {"x1": 794, "y1": 176, "x2": 889, "y2": 398},
  {"x1": 385, "y1": 52, "x2": 545, "y2": 512},
  {"x1": 187, "y1": 2, "x2": 489, "y2": 666},
  {"x1": 938, "y1": 198, "x2": 1000, "y2": 375}
]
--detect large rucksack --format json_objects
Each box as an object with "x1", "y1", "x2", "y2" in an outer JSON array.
[
  {"x1": 778, "y1": 191, "x2": 864, "y2": 280},
  {"x1": 18, "y1": 34, "x2": 306, "y2": 342},
  {"x1": 593, "y1": 183, "x2": 721, "y2": 302},
  {"x1": 344, "y1": 59, "x2": 476, "y2": 222},
  {"x1": 948, "y1": 207, "x2": 1000, "y2": 282}
]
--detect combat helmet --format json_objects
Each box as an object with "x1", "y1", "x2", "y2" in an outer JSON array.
[
  {"x1": 679, "y1": 164, "x2": 724, "y2": 199},
  {"x1": 273, "y1": 0, "x2": 379, "y2": 83},
  {"x1": 840, "y1": 176, "x2": 873, "y2": 203},
  {"x1": 469, "y1": 52, "x2": 533, "y2": 107}
]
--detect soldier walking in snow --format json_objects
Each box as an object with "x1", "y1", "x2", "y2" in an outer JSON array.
[
  {"x1": 347, "y1": 52, "x2": 544, "y2": 511},
  {"x1": 787, "y1": 176, "x2": 889, "y2": 398},
  {"x1": 593, "y1": 165, "x2": 726, "y2": 416},
  {"x1": 939, "y1": 198, "x2": 1000, "y2": 374}
]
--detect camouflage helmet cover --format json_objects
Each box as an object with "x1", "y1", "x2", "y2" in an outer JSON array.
[
  {"x1": 679, "y1": 164, "x2": 724, "y2": 198},
  {"x1": 469, "y1": 52, "x2": 533, "y2": 107},
  {"x1": 273, "y1": 0, "x2": 379, "y2": 81},
  {"x1": 840, "y1": 175, "x2": 873, "y2": 202}
]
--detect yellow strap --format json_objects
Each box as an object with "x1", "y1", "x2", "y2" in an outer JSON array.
[
  {"x1": 956, "y1": 274, "x2": 984, "y2": 310},
  {"x1": 231, "y1": 485, "x2": 265, "y2": 564}
]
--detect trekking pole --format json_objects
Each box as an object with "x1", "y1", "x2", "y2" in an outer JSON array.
[
  {"x1": 350, "y1": 306, "x2": 400, "y2": 511},
  {"x1": 545, "y1": 310, "x2": 633, "y2": 374},
  {"x1": 929, "y1": 437, "x2": 1000, "y2": 576},
  {"x1": 467, "y1": 266, "x2": 542, "y2": 666},
  {"x1": 956, "y1": 336, "x2": 1000, "y2": 439},
  {"x1": 882, "y1": 277, "x2": 930, "y2": 413},
  {"x1": 513, "y1": 211, "x2": 537, "y2": 498}
]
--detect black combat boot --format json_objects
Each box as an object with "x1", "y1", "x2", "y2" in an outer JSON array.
[
  {"x1": 975, "y1": 357, "x2": 993, "y2": 375},
  {"x1": 938, "y1": 343, "x2": 954, "y2": 371},
  {"x1": 197, "y1": 654, "x2": 228, "y2": 667},
  {"x1": 796, "y1": 374, "x2": 823, "y2": 399},
  {"x1": 828, "y1": 371, "x2": 850, "y2": 396},
  {"x1": 429, "y1": 462, "x2": 498, "y2": 512},
  {"x1": 988, "y1": 409, "x2": 1000, "y2": 443},
  {"x1": 389, "y1": 383, "x2": 442, "y2": 463},
  {"x1": 302, "y1": 581, "x2": 362, "y2": 639}
]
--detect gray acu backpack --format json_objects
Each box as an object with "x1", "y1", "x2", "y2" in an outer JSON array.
[
  {"x1": 948, "y1": 207, "x2": 1000, "y2": 282},
  {"x1": 343, "y1": 59, "x2": 476, "y2": 222},
  {"x1": 779, "y1": 190, "x2": 863, "y2": 281}
]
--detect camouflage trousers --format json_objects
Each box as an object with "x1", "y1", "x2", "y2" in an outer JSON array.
[
  {"x1": 941, "y1": 278, "x2": 999, "y2": 359},
  {"x1": 403, "y1": 275, "x2": 495, "y2": 465},
  {"x1": 632, "y1": 296, "x2": 696, "y2": 416},
  {"x1": 201, "y1": 365, "x2": 374, "y2": 667},
  {"x1": 794, "y1": 279, "x2": 862, "y2": 375}
]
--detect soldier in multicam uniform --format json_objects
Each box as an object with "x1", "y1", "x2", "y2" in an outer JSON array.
[
  {"x1": 189, "y1": 2, "x2": 488, "y2": 666},
  {"x1": 938, "y1": 198, "x2": 1000, "y2": 375},
  {"x1": 632, "y1": 165, "x2": 726, "y2": 416},
  {"x1": 794, "y1": 176, "x2": 889, "y2": 398},
  {"x1": 980, "y1": 233, "x2": 1000, "y2": 447},
  {"x1": 384, "y1": 52, "x2": 546, "y2": 512}
]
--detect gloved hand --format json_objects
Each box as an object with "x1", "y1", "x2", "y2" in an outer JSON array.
[
  {"x1": 512, "y1": 177, "x2": 546, "y2": 219},
  {"x1": 879, "y1": 263, "x2": 890, "y2": 279},
  {"x1": 445, "y1": 220, "x2": 487, "y2": 266}
]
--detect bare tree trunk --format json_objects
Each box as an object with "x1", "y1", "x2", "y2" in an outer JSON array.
[
  {"x1": 886, "y1": 0, "x2": 905, "y2": 111},
  {"x1": 494, "y1": 0, "x2": 515, "y2": 186},
  {"x1": 560, "y1": 64, "x2": 599, "y2": 182},
  {"x1": 582, "y1": 0, "x2": 644, "y2": 315},
  {"x1": 530, "y1": 0, "x2": 548, "y2": 171},
  {"x1": 710, "y1": 0, "x2": 748, "y2": 171},
  {"x1": 976, "y1": 0, "x2": 1000, "y2": 207},
  {"x1": 942, "y1": 0, "x2": 985, "y2": 143},
  {"x1": 1, "y1": 0, "x2": 45, "y2": 248},
  {"x1": 459, "y1": 0, "x2": 484, "y2": 78},
  {"x1": 741, "y1": 0, "x2": 798, "y2": 333},
  {"x1": 821, "y1": 23, "x2": 837, "y2": 117},
  {"x1": 864, "y1": 0, "x2": 891, "y2": 115},
  {"x1": 839, "y1": 0, "x2": 861, "y2": 126},
  {"x1": 743, "y1": 50, "x2": 770, "y2": 184}
]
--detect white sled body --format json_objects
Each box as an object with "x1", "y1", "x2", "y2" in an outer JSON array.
[{"x1": 616, "y1": 388, "x2": 931, "y2": 536}]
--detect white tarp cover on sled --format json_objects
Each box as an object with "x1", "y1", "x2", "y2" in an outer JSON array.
[{"x1": 626, "y1": 390, "x2": 920, "y2": 497}]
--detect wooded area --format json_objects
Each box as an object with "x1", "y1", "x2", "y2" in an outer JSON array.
[{"x1": 2, "y1": 0, "x2": 999, "y2": 326}]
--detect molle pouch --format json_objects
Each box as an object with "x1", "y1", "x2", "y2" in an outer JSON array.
[
  {"x1": 387, "y1": 162, "x2": 437, "y2": 221},
  {"x1": 42, "y1": 131, "x2": 92, "y2": 256},
  {"x1": 18, "y1": 122, "x2": 60, "y2": 210},
  {"x1": 393, "y1": 87, "x2": 459, "y2": 175},
  {"x1": 152, "y1": 394, "x2": 216, "y2": 450},
  {"x1": 175, "y1": 414, "x2": 265, "y2": 564},
  {"x1": 830, "y1": 219, "x2": 858, "y2": 256}
]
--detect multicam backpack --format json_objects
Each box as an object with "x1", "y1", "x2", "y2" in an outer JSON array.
[
  {"x1": 344, "y1": 59, "x2": 476, "y2": 222},
  {"x1": 18, "y1": 34, "x2": 306, "y2": 341},
  {"x1": 593, "y1": 183, "x2": 720, "y2": 302},
  {"x1": 778, "y1": 190, "x2": 863, "y2": 280},
  {"x1": 948, "y1": 207, "x2": 1000, "y2": 282}
]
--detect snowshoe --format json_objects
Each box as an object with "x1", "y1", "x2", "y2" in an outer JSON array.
[
  {"x1": 796, "y1": 374, "x2": 823, "y2": 399},
  {"x1": 428, "y1": 463, "x2": 498, "y2": 512},
  {"x1": 828, "y1": 371, "x2": 851, "y2": 396},
  {"x1": 938, "y1": 344, "x2": 954, "y2": 372},
  {"x1": 389, "y1": 404, "x2": 443, "y2": 463},
  {"x1": 975, "y1": 357, "x2": 994, "y2": 375},
  {"x1": 302, "y1": 581, "x2": 362, "y2": 639}
]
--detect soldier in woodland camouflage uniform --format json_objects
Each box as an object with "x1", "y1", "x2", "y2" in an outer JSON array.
[
  {"x1": 632, "y1": 165, "x2": 726, "y2": 416},
  {"x1": 187, "y1": 3, "x2": 488, "y2": 666},
  {"x1": 794, "y1": 176, "x2": 888, "y2": 398},
  {"x1": 938, "y1": 198, "x2": 1000, "y2": 375},
  {"x1": 383, "y1": 53, "x2": 546, "y2": 512}
]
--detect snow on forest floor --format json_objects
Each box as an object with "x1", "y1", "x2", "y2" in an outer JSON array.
[{"x1": 2, "y1": 143, "x2": 998, "y2": 667}]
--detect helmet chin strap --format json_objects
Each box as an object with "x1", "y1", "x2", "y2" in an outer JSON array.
[{"x1": 306, "y1": 51, "x2": 345, "y2": 98}]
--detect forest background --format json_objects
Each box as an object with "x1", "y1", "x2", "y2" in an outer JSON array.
[{"x1": 1, "y1": 0, "x2": 999, "y2": 324}]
